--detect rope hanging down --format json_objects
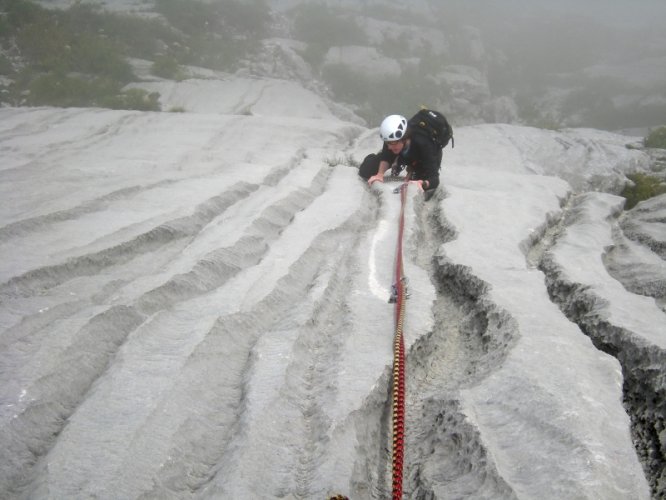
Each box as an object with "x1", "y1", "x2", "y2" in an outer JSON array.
[{"x1": 390, "y1": 182, "x2": 409, "y2": 499}]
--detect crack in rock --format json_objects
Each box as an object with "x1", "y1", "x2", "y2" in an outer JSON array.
[{"x1": 532, "y1": 194, "x2": 665, "y2": 497}]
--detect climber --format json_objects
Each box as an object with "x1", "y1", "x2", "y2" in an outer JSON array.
[{"x1": 362, "y1": 114, "x2": 442, "y2": 193}]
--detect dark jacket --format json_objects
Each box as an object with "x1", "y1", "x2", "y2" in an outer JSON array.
[{"x1": 379, "y1": 131, "x2": 442, "y2": 189}]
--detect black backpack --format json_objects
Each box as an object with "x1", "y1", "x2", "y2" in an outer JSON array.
[{"x1": 408, "y1": 108, "x2": 454, "y2": 149}]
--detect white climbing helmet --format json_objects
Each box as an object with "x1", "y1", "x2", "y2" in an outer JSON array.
[{"x1": 379, "y1": 114, "x2": 408, "y2": 142}]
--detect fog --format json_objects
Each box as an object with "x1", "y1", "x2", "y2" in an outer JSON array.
[
  {"x1": 272, "y1": 0, "x2": 666, "y2": 130},
  {"x1": 17, "y1": 0, "x2": 666, "y2": 130}
]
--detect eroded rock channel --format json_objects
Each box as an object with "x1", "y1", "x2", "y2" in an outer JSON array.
[
  {"x1": 394, "y1": 192, "x2": 519, "y2": 498},
  {"x1": 534, "y1": 194, "x2": 665, "y2": 497}
]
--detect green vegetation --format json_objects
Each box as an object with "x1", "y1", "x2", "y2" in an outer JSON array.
[
  {"x1": 621, "y1": 172, "x2": 666, "y2": 210},
  {"x1": 292, "y1": 4, "x2": 367, "y2": 49},
  {"x1": 621, "y1": 128, "x2": 666, "y2": 209},
  {"x1": 562, "y1": 81, "x2": 666, "y2": 130},
  {"x1": 515, "y1": 97, "x2": 562, "y2": 130},
  {"x1": 0, "y1": 0, "x2": 156, "y2": 109},
  {"x1": 291, "y1": 4, "x2": 368, "y2": 68},
  {"x1": 324, "y1": 153, "x2": 358, "y2": 168},
  {"x1": 0, "y1": 0, "x2": 270, "y2": 110},
  {"x1": 156, "y1": 0, "x2": 269, "y2": 39},
  {"x1": 0, "y1": 53, "x2": 11, "y2": 73},
  {"x1": 644, "y1": 126, "x2": 666, "y2": 149},
  {"x1": 322, "y1": 62, "x2": 448, "y2": 126},
  {"x1": 289, "y1": 3, "x2": 453, "y2": 125},
  {"x1": 151, "y1": 55, "x2": 185, "y2": 81},
  {"x1": 154, "y1": 0, "x2": 269, "y2": 71}
]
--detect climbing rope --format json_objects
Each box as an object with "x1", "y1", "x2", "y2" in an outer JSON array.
[{"x1": 391, "y1": 182, "x2": 409, "y2": 499}]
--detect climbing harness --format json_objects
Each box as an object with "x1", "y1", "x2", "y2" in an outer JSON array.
[{"x1": 390, "y1": 181, "x2": 409, "y2": 499}]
